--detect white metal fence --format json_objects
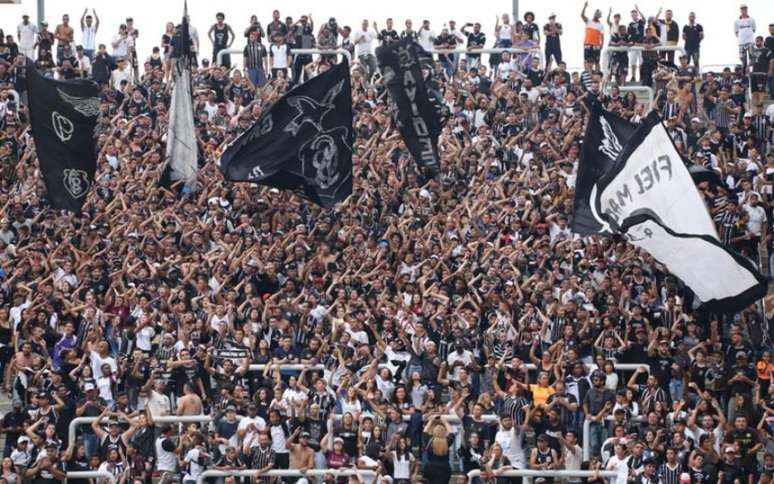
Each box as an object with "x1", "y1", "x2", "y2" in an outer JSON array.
[
  {"x1": 197, "y1": 468, "x2": 376, "y2": 484},
  {"x1": 66, "y1": 471, "x2": 117, "y2": 483}
]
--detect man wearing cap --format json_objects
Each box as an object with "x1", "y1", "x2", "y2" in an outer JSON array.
[
  {"x1": 91, "y1": 407, "x2": 134, "y2": 461},
  {"x1": 237, "y1": 402, "x2": 266, "y2": 449},
  {"x1": 718, "y1": 446, "x2": 745, "y2": 483},
  {"x1": 288, "y1": 428, "x2": 315, "y2": 483},
  {"x1": 17, "y1": 14, "x2": 37, "y2": 59}
]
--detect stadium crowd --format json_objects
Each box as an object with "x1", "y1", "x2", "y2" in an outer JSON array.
[{"x1": 0, "y1": 3, "x2": 774, "y2": 484}]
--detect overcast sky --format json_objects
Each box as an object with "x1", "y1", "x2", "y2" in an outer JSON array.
[{"x1": 1, "y1": 0, "x2": 772, "y2": 70}]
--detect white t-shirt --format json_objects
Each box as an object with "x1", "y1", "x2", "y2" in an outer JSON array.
[
  {"x1": 81, "y1": 25, "x2": 98, "y2": 50},
  {"x1": 354, "y1": 29, "x2": 377, "y2": 57},
  {"x1": 112, "y1": 35, "x2": 130, "y2": 58},
  {"x1": 77, "y1": 54, "x2": 92, "y2": 75},
  {"x1": 238, "y1": 416, "x2": 267, "y2": 448},
  {"x1": 446, "y1": 350, "x2": 473, "y2": 380},
  {"x1": 17, "y1": 22, "x2": 38, "y2": 49},
  {"x1": 605, "y1": 454, "x2": 630, "y2": 484},
  {"x1": 270, "y1": 44, "x2": 290, "y2": 68},
  {"x1": 418, "y1": 28, "x2": 436, "y2": 51},
  {"x1": 744, "y1": 203, "x2": 766, "y2": 236},
  {"x1": 136, "y1": 325, "x2": 155, "y2": 352},
  {"x1": 495, "y1": 427, "x2": 525, "y2": 468},
  {"x1": 184, "y1": 448, "x2": 207, "y2": 480},
  {"x1": 90, "y1": 351, "x2": 117, "y2": 380},
  {"x1": 96, "y1": 376, "x2": 114, "y2": 401},
  {"x1": 735, "y1": 17, "x2": 756, "y2": 45},
  {"x1": 498, "y1": 23, "x2": 513, "y2": 41}
]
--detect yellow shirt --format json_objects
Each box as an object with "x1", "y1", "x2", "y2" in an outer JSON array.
[{"x1": 529, "y1": 384, "x2": 556, "y2": 407}]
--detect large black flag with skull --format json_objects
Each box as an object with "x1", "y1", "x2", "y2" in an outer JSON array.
[
  {"x1": 26, "y1": 58, "x2": 100, "y2": 211},
  {"x1": 219, "y1": 61, "x2": 353, "y2": 208}
]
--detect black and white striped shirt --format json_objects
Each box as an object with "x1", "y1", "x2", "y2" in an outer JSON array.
[
  {"x1": 658, "y1": 462, "x2": 683, "y2": 484},
  {"x1": 251, "y1": 445, "x2": 275, "y2": 469}
]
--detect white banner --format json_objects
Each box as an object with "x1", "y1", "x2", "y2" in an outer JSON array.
[{"x1": 598, "y1": 122, "x2": 717, "y2": 239}]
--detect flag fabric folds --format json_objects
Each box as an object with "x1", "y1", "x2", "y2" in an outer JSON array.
[
  {"x1": 572, "y1": 107, "x2": 636, "y2": 234},
  {"x1": 25, "y1": 58, "x2": 100, "y2": 211},
  {"x1": 574, "y1": 109, "x2": 767, "y2": 311},
  {"x1": 162, "y1": 1, "x2": 198, "y2": 191},
  {"x1": 376, "y1": 38, "x2": 448, "y2": 173},
  {"x1": 218, "y1": 61, "x2": 353, "y2": 208}
]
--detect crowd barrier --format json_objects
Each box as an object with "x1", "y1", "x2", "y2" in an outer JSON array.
[
  {"x1": 67, "y1": 415, "x2": 212, "y2": 450},
  {"x1": 602, "y1": 45, "x2": 687, "y2": 74},
  {"x1": 216, "y1": 48, "x2": 352, "y2": 67},
  {"x1": 582, "y1": 415, "x2": 647, "y2": 461},
  {"x1": 197, "y1": 468, "x2": 376, "y2": 484},
  {"x1": 66, "y1": 471, "x2": 117, "y2": 483},
  {"x1": 467, "y1": 469, "x2": 619, "y2": 479}
]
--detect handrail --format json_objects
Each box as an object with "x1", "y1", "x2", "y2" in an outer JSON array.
[
  {"x1": 617, "y1": 86, "x2": 655, "y2": 105},
  {"x1": 429, "y1": 47, "x2": 545, "y2": 68},
  {"x1": 292, "y1": 48, "x2": 353, "y2": 65},
  {"x1": 197, "y1": 468, "x2": 376, "y2": 484},
  {"x1": 66, "y1": 470, "x2": 117, "y2": 483},
  {"x1": 583, "y1": 415, "x2": 647, "y2": 461},
  {"x1": 68, "y1": 415, "x2": 212, "y2": 450},
  {"x1": 216, "y1": 47, "x2": 352, "y2": 67},
  {"x1": 603, "y1": 45, "x2": 687, "y2": 77},
  {"x1": 467, "y1": 469, "x2": 619, "y2": 478},
  {"x1": 248, "y1": 362, "x2": 650, "y2": 374},
  {"x1": 700, "y1": 64, "x2": 737, "y2": 75}
]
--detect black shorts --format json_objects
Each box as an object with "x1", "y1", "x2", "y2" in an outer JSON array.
[
  {"x1": 584, "y1": 45, "x2": 601, "y2": 62},
  {"x1": 752, "y1": 73, "x2": 767, "y2": 93}
]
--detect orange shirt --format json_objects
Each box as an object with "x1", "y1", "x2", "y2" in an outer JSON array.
[
  {"x1": 584, "y1": 20, "x2": 604, "y2": 46},
  {"x1": 757, "y1": 360, "x2": 774, "y2": 380}
]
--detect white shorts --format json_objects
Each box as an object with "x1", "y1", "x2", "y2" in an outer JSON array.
[{"x1": 628, "y1": 50, "x2": 642, "y2": 65}]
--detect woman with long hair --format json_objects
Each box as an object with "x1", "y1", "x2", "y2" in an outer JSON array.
[
  {"x1": 483, "y1": 442, "x2": 513, "y2": 484},
  {"x1": 422, "y1": 416, "x2": 454, "y2": 484},
  {"x1": 390, "y1": 435, "x2": 416, "y2": 484}
]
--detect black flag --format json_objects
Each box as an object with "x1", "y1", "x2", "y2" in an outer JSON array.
[
  {"x1": 26, "y1": 58, "x2": 100, "y2": 211},
  {"x1": 572, "y1": 106, "x2": 636, "y2": 234},
  {"x1": 219, "y1": 61, "x2": 352, "y2": 208},
  {"x1": 376, "y1": 38, "x2": 448, "y2": 172}
]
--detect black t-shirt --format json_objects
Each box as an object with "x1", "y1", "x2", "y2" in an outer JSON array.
[
  {"x1": 466, "y1": 31, "x2": 486, "y2": 51},
  {"x1": 718, "y1": 460, "x2": 744, "y2": 484},
  {"x1": 727, "y1": 365, "x2": 756, "y2": 396},
  {"x1": 523, "y1": 22, "x2": 539, "y2": 42},
  {"x1": 379, "y1": 29, "x2": 399, "y2": 45},
  {"x1": 648, "y1": 353, "x2": 673, "y2": 389},
  {"x1": 751, "y1": 46, "x2": 772, "y2": 73},
  {"x1": 543, "y1": 23, "x2": 562, "y2": 47},
  {"x1": 628, "y1": 20, "x2": 645, "y2": 42},
  {"x1": 683, "y1": 24, "x2": 703, "y2": 51}
]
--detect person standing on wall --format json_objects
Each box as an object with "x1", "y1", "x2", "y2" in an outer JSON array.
[
  {"x1": 209, "y1": 12, "x2": 235, "y2": 68},
  {"x1": 581, "y1": 1, "x2": 605, "y2": 72},
  {"x1": 682, "y1": 12, "x2": 703, "y2": 69}
]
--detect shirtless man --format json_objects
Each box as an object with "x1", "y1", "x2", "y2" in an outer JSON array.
[
  {"x1": 176, "y1": 383, "x2": 203, "y2": 416},
  {"x1": 288, "y1": 430, "x2": 316, "y2": 484}
]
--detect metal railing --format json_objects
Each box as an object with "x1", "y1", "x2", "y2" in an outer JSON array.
[
  {"x1": 68, "y1": 415, "x2": 212, "y2": 449},
  {"x1": 197, "y1": 468, "x2": 376, "y2": 484},
  {"x1": 216, "y1": 48, "x2": 352, "y2": 67},
  {"x1": 66, "y1": 470, "x2": 117, "y2": 483},
  {"x1": 429, "y1": 47, "x2": 545, "y2": 69},
  {"x1": 249, "y1": 362, "x2": 649, "y2": 374},
  {"x1": 603, "y1": 45, "x2": 687, "y2": 74},
  {"x1": 467, "y1": 469, "x2": 619, "y2": 479},
  {"x1": 616, "y1": 85, "x2": 655, "y2": 105},
  {"x1": 583, "y1": 415, "x2": 647, "y2": 461}
]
